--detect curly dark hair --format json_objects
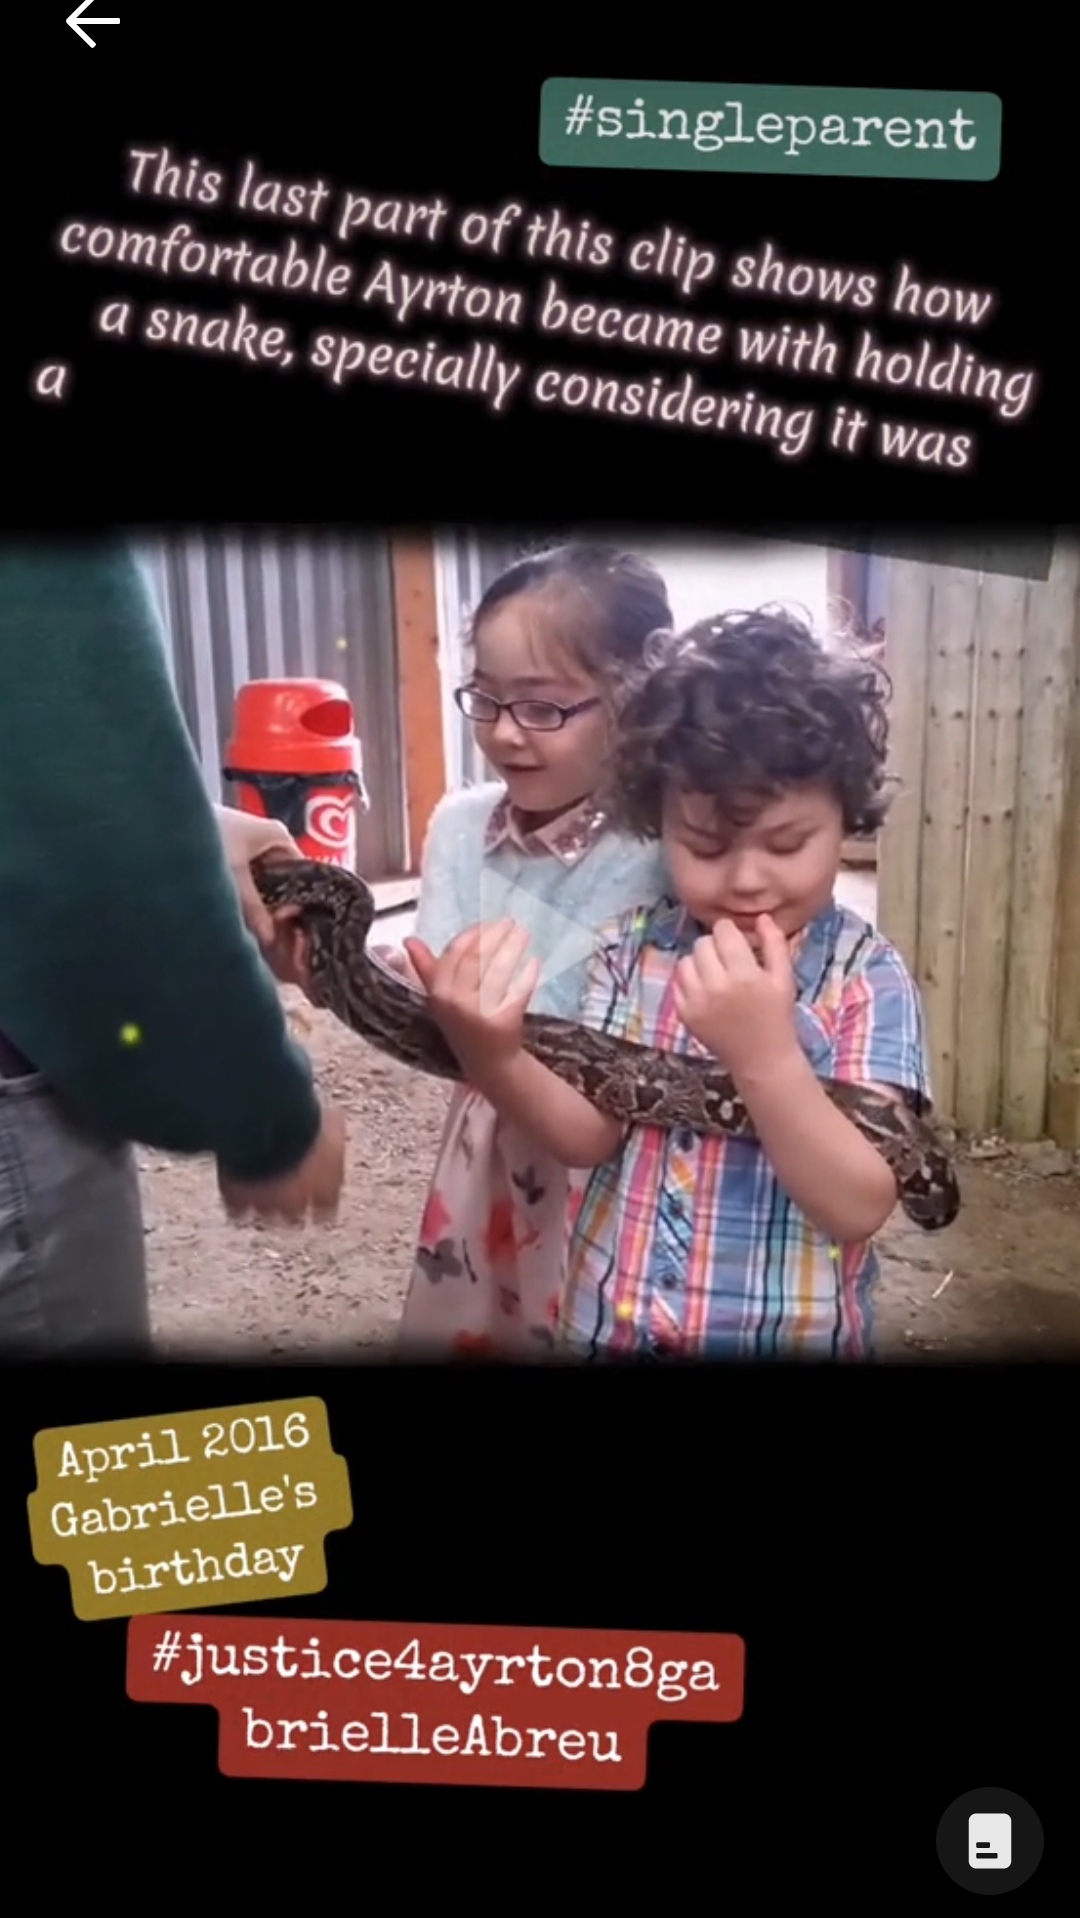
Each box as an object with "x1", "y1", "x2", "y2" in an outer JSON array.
[{"x1": 603, "y1": 605, "x2": 894, "y2": 839}]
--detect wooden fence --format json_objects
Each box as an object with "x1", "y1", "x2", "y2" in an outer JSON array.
[{"x1": 877, "y1": 537, "x2": 1080, "y2": 1146}]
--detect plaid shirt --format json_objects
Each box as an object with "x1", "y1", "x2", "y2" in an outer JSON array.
[{"x1": 559, "y1": 896, "x2": 932, "y2": 1361}]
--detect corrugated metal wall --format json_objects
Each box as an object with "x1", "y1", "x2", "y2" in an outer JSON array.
[
  {"x1": 433, "y1": 530, "x2": 520, "y2": 788},
  {"x1": 139, "y1": 531, "x2": 407, "y2": 880}
]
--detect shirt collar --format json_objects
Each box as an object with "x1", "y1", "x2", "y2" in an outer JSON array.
[{"x1": 484, "y1": 790, "x2": 609, "y2": 866}]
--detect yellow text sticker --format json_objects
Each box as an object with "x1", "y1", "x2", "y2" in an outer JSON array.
[{"x1": 27, "y1": 1399, "x2": 352, "y2": 1621}]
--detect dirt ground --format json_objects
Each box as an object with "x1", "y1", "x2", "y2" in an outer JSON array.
[{"x1": 144, "y1": 985, "x2": 1080, "y2": 1363}]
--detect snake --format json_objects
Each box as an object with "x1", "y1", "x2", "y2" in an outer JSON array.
[{"x1": 252, "y1": 857, "x2": 960, "y2": 1231}]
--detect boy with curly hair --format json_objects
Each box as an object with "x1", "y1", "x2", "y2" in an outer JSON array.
[{"x1": 417, "y1": 605, "x2": 934, "y2": 1360}]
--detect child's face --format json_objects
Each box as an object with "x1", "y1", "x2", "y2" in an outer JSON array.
[
  {"x1": 469, "y1": 595, "x2": 609, "y2": 820},
  {"x1": 662, "y1": 784, "x2": 846, "y2": 941}
]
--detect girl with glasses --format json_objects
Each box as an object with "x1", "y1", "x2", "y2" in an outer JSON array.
[{"x1": 395, "y1": 541, "x2": 675, "y2": 1356}]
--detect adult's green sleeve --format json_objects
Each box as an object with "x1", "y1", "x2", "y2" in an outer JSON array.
[{"x1": 0, "y1": 542, "x2": 323, "y2": 1180}]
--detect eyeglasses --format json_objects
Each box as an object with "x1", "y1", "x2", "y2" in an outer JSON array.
[{"x1": 453, "y1": 686, "x2": 602, "y2": 732}]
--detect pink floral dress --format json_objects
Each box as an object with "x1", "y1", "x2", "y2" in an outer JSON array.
[{"x1": 397, "y1": 794, "x2": 637, "y2": 1359}]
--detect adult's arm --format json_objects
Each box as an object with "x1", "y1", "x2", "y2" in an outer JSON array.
[{"x1": 0, "y1": 542, "x2": 322, "y2": 1181}]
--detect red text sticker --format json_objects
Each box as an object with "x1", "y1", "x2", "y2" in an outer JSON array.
[{"x1": 127, "y1": 1615, "x2": 745, "y2": 1789}]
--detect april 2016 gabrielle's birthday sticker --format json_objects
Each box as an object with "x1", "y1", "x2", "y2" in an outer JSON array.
[{"x1": 26, "y1": 1400, "x2": 353, "y2": 1620}]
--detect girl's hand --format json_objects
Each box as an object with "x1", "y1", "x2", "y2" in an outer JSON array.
[
  {"x1": 404, "y1": 920, "x2": 540, "y2": 1074},
  {"x1": 370, "y1": 943, "x2": 424, "y2": 990},
  {"x1": 674, "y1": 914, "x2": 800, "y2": 1081}
]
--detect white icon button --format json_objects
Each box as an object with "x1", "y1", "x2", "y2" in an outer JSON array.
[{"x1": 969, "y1": 1811, "x2": 1012, "y2": 1869}]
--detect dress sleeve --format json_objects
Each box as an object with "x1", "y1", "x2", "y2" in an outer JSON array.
[{"x1": 832, "y1": 940, "x2": 934, "y2": 1106}]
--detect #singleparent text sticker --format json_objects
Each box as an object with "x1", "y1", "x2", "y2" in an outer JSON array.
[
  {"x1": 27, "y1": 1400, "x2": 353, "y2": 1620},
  {"x1": 127, "y1": 1617, "x2": 746, "y2": 1790},
  {"x1": 540, "y1": 81, "x2": 1001, "y2": 181}
]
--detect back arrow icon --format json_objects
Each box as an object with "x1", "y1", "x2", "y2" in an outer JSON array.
[{"x1": 67, "y1": 0, "x2": 119, "y2": 44}]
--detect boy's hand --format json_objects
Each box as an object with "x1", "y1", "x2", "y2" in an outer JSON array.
[
  {"x1": 404, "y1": 920, "x2": 539, "y2": 1074},
  {"x1": 674, "y1": 914, "x2": 799, "y2": 1080}
]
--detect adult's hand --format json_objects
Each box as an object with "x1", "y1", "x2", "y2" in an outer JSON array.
[
  {"x1": 214, "y1": 804, "x2": 302, "y2": 949},
  {"x1": 217, "y1": 1106, "x2": 347, "y2": 1224}
]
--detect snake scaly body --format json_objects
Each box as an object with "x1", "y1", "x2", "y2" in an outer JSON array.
[{"x1": 252, "y1": 858, "x2": 961, "y2": 1231}]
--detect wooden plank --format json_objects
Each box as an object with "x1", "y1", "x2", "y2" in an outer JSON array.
[
  {"x1": 954, "y1": 571, "x2": 1026, "y2": 1134},
  {"x1": 841, "y1": 835, "x2": 878, "y2": 868},
  {"x1": 1047, "y1": 539, "x2": 1080, "y2": 1147},
  {"x1": 826, "y1": 547, "x2": 866, "y2": 640},
  {"x1": 877, "y1": 561, "x2": 932, "y2": 969},
  {"x1": 390, "y1": 536, "x2": 447, "y2": 874},
  {"x1": 1003, "y1": 540, "x2": 1080, "y2": 1139},
  {"x1": 915, "y1": 568, "x2": 979, "y2": 1125},
  {"x1": 370, "y1": 877, "x2": 421, "y2": 915}
]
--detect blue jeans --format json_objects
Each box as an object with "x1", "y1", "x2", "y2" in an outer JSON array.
[{"x1": 0, "y1": 1066, "x2": 150, "y2": 1358}]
